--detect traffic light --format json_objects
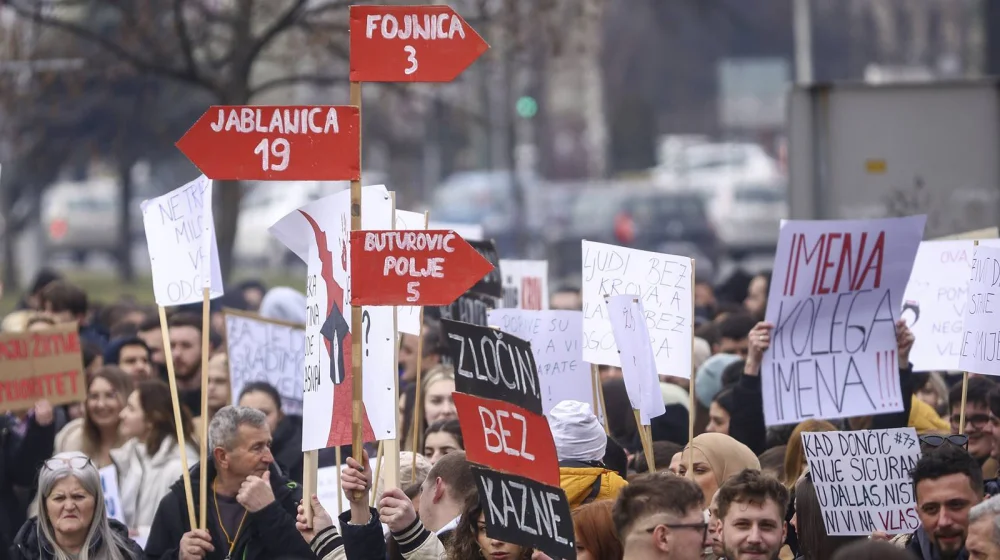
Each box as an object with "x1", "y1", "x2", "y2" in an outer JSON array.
[{"x1": 516, "y1": 95, "x2": 538, "y2": 119}]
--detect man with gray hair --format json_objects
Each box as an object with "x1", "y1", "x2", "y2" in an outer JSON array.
[
  {"x1": 145, "y1": 406, "x2": 315, "y2": 560},
  {"x1": 967, "y1": 495, "x2": 1000, "y2": 560}
]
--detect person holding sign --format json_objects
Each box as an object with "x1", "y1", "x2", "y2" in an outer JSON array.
[{"x1": 144, "y1": 406, "x2": 312, "y2": 560}]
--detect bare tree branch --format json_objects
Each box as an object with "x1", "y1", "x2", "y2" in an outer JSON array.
[
  {"x1": 248, "y1": 72, "x2": 348, "y2": 97},
  {"x1": 4, "y1": 0, "x2": 211, "y2": 90},
  {"x1": 173, "y1": 0, "x2": 202, "y2": 84}
]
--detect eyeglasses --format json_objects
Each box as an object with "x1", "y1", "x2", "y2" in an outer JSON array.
[
  {"x1": 44, "y1": 456, "x2": 92, "y2": 471},
  {"x1": 920, "y1": 434, "x2": 969, "y2": 449},
  {"x1": 645, "y1": 522, "x2": 709, "y2": 542},
  {"x1": 950, "y1": 414, "x2": 990, "y2": 429}
]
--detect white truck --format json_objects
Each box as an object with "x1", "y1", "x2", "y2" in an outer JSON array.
[{"x1": 787, "y1": 80, "x2": 1000, "y2": 236}]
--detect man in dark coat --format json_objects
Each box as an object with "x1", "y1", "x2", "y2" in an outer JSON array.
[{"x1": 144, "y1": 406, "x2": 315, "y2": 560}]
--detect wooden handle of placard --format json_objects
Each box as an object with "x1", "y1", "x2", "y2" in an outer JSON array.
[
  {"x1": 302, "y1": 450, "x2": 318, "y2": 525},
  {"x1": 199, "y1": 287, "x2": 210, "y2": 531},
  {"x1": 410, "y1": 306, "x2": 426, "y2": 484},
  {"x1": 959, "y1": 242, "x2": 978, "y2": 433},
  {"x1": 158, "y1": 306, "x2": 198, "y2": 530},
  {"x1": 349, "y1": 79, "x2": 365, "y2": 502},
  {"x1": 370, "y1": 440, "x2": 385, "y2": 507},
  {"x1": 633, "y1": 409, "x2": 655, "y2": 472}
]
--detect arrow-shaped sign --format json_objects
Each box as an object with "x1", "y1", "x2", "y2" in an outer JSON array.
[
  {"x1": 349, "y1": 5, "x2": 489, "y2": 83},
  {"x1": 176, "y1": 105, "x2": 360, "y2": 181},
  {"x1": 350, "y1": 229, "x2": 494, "y2": 306}
]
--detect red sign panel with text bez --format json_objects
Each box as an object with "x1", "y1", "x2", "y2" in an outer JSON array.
[
  {"x1": 175, "y1": 105, "x2": 360, "y2": 181},
  {"x1": 453, "y1": 392, "x2": 559, "y2": 487},
  {"x1": 349, "y1": 229, "x2": 494, "y2": 307},
  {"x1": 349, "y1": 5, "x2": 489, "y2": 82}
]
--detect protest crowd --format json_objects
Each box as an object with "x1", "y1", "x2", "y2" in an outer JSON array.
[{"x1": 3, "y1": 223, "x2": 1000, "y2": 560}]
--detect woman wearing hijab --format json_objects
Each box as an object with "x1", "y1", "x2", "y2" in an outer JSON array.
[
  {"x1": 677, "y1": 432, "x2": 760, "y2": 501},
  {"x1": 548, "y1": 400, "x2": 628, "y2": 510}
]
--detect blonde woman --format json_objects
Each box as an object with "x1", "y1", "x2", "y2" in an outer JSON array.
[
  {"x1": 54, "y1": 366, "x2": 132, "y2": 467},
  {"x1": 400, "y1": 364, "x2": 456, "y2": 451}
]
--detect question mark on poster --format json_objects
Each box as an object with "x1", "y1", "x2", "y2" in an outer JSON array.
[{"x1": 362, "y1": 309, "x2": 371, "y2": 356}]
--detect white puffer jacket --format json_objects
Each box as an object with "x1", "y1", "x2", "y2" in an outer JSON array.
[{"x1": 112, "y1": 436, "x2": 199, "y2": 530}]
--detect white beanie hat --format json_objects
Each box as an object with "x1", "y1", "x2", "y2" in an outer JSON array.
[{"x1": 547, "y1": 400, "x2": 607, "y2": 463}]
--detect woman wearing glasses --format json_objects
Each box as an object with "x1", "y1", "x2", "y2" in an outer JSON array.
[{"x1": 8, "y1": 451, "x2": 143, "y2": 559}]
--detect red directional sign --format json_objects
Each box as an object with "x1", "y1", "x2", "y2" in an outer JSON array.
[
  {"x1": 349, "y1": 5, "x2": 489, "y2": 83},
  {"x1": 350, "y1": 229, "x2": 494, "y2": 306},
  {"x1": 176, "y1": 105, "x2": 360, "y2": 181}
]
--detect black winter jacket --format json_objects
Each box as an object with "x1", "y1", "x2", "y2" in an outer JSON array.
[
  {"x1": 0, "y1": 415, "x2": 55, "y2": 560},
  {"x1": 9, "y1": 517, "x2": 143, "y2": 560},
  {"x1": 144, "y1": 460, "x2": 316, "y2": 560}
]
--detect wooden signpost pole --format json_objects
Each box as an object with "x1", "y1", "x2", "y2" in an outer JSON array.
[{"x1": 349, "y1": 81, "x2": 366, "y2": 488}]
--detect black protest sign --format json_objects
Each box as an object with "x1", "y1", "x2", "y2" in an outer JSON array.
[
  {"x1": 441, "y1": 319, "x2": 542, "y2": 415},
  {"x1": 468, "y1": 240, "x2": 502, "y2": 297},
  {"x1": 473, "y1": 467, "x2": 576, "y2": 560},
  {"x1": 438, "y1": 291, "x2": 499, "y2": 327}
]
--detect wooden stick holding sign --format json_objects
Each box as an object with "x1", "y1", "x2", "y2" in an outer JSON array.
[
  {"x1": 198, "y1": 287, "x2": 210, "y2": 530},
  {"x1": 157, "y1": 309, "x2": 198, "y2": 529},
  {"x1": 410, "y1": 212, "x2": 430, "y2": 483}
]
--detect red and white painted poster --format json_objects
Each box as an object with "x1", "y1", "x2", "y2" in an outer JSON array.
[
  {"x1": 500, "y1": 259, "x2": 548, "y2": 310},
  {"x1": 269, "y1": 185, "x2": 396, "y2": 451}
]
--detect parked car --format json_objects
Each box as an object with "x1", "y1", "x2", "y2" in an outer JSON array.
[
  {"x1": 427, "y1": 169, "x2": 546, "y2": 258},
  {"x1": 548, "y1": 186, "x2": 720, "y2": 284},
  {"x1": 41, "y1": 177, "x2": 143, "y2": 263},
  {"x1": 687, "y1": 177, "x2": 787, "y2": 254}
]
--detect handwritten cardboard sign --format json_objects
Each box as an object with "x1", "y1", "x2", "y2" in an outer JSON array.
[
  {"x1": 224, "y1": 310, "x2": 306, "y2": 415},
  {"x1": 762, "y1": 216, "x2": 926, "y2": 426},
  {"x1": 438, "y1": 291, "x2": 499, "y2": 328},
  {"x1": 473, "y1": 467, "x2": 576, "y2": 560},
  {"x1": 468, "y1": 240, "x2": 503, "y2": 298},
  {"x1": 0, "y1": 323, "x2": 86, "y2": 411},
  {"x1": 442, "y1": 319, "x2": 542, "y2": 415},
  {"x1": 959, "y1": 244, "x2": 1000, "y2": 375},
  {"x1": 801, "y1": 428, "x2": 922, "y2": 535},
  {"x1": 453, "y1": 392, "x2": 559, "y2": 486},
  {"x1": 486, "y1": 309, "x2": 595, "y2": 416},
  {"x1": 605, "y1": 295, "x2": 666, "y2": 424},
  {"x1": 500, "y1": 259, "x2": 549, "y2": 310},
  {"x1": 581, "y1": 241, "x2": 693, "y2": 377},
  {"x1": 269, "y1": 185, "x2": 397, "y2": 450}
]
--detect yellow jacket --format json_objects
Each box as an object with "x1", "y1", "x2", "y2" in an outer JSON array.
[
  {"x1": 908, "y1": 396, "x2": 950, "y2": 434},
  {"x1": 559, "y1": 466, "x2": 628, "y2": 510}
]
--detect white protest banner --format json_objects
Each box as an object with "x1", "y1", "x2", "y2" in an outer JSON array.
[
  {"x1": 395, "y1": 209, "x2": 426, "y2": 336},
  {"x1": 604, "y1": 295, "x2": 666, "y2": 423},
  {"x1": 801, "y1": 428, "x2": 922, "y2": 535},
  {"x1": 762, "y1": 216, "x2": 926, "y2": 426},
  {"x1": 487, "y1": 309, "x2": 596, "y2": 416},
  {"x1": 98, "y1": 464, "x2": 125, "y2": 525},
  {"x1": 959, "y1": 244, "x2": 1000, "y2": 376},
  {"x1": 141, "y1": 175, "x2": 224, "y2": 306},
  {"x1": 225, "y1": 310, "x2": 306, "y2": 415},
  {"x1": 500, "y1": 259, "x2": 549, "y2": 310},
  {"x1": 429, "y1": 220, "x2": 483, "y2": 241},
  {"x1": 269, "y1": 185, "x2": 396, "y2": 451},
  {"x1": 581, "y1": 241, "x2": 693, "y2": 378},
  {"x1": 901, "y1": 239, "x2": 1000, "y2": 371}
]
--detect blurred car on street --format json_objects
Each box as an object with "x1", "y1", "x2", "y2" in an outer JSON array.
[{"x1": 41, "y1": 176, "x2": 143, "y2": 263}]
